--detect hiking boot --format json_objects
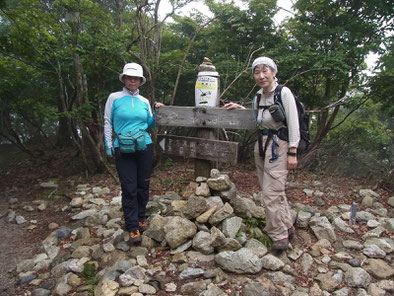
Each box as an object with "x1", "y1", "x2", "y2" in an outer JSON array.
[
  {"x1": 272, "y1": 237, "x2": 289, "y2": 251},
  {"x1": 288, "y1": 226, "x2": 295, "y2": 241},
  {"x1": 129, "y1": 230, "x2": 142, "y2": 244},
  {"x1": 139, "y1": 221, "x2": 148, "y2": 233}
]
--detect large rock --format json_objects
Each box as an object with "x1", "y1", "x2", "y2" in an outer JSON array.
[
  {"x1": 359, "y1": 189, "x2": 380, "y2": 199},
  {"x1": 245, "y1": 238, "x2": 268, "y2": 258},
  {"x1": 363, "y1": 244, "x2": 386, "y2": 259},
  {"x1": 215, "y1": 248, "x2": 263, "y2": 274},
  {"x1": 71, "y1": 209, "x2": 97, "y2": 220},
  {"x1": 192, "y1": 231, "x2": 214, "y2": 255},
  {"x1": 196, "y1": 206, "x2": 217, "y2": 224},
  {"x1": 182, "y1": 195, "x2": 208, "y2": 219},
  {"x1": 218, "y1": 183, "x2": 237, "y2": 202},
  {"x1": 206, "y1": 196, "x2": 224, "y2": 210},
  {"x1": 210, "y1": 226, "x2": 227, "y2": 248},
  {"x1": 207, "y1": 175, "x2": 232, "y2": 191},
  {"x1": 260, "y1": 254, "x2": 285, "y2": 271},
  {"x1": 309, "y1": 216, "x2": 337, "y2": 242},
  {"x1": 243, "y1": 281, "x2": 276, "y2": 296},
  {"x1": 180, "y1": 281, "x2": 207, "y2": 296},
  {"x1": 195, "y1": 183, "x2": 211, "y2": 197},
  {"x1": 363, "y1": 258, "x2": 394, "y2": 279},
  {"x1": 333, "y1": 217, "x2": 354, "y2": 233},
  {"x1": 388, "y1": 196, "x2": 394, "y2": 207},
  {"x1": 94, "y1": 280, "x2": 119, "y2": 296},
  {"x1": 264, "y1": 271, "x2": 295, "y2": 285},
  {"x1": 345, "y1": 267, "x2": 371, "y2": 288},
  {"x1": 164, "y1": 216, "x2": 197, "y2": 249},
  {"x1": 143, "y1": 214, "x2": 168, "y2": 243},
  {"x1": 217, "y1": 238, "x2": 242, "y2": 252},
  {"x1": 296, "y1": 210, "x2": 312, "y2": 228},
  {"x1": 384, "y1": 218, "x2": 394, "y2": 232},
  {"x1": 118, "y1": 266, "x2": 145, "y2": 287},
  {"x1": 221, "y1": 216, "x2": 242, "y2": 238},
  {"x1": 208, "y1": 203, "x2": 233, "y2": 225},
  {"x1": 315, "y1": 273, "x2": 341, "y2": 292},
  {"x1": 229, "y1": 195, "x2": 257, "y2": 219}
]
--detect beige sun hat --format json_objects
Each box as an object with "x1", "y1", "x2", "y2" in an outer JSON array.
[{"x1": 119, "y1": 63, "x2": 146, "y2": 85}]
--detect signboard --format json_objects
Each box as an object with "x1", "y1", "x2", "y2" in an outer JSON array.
[
  {"x1": 158, "y1": 135, "x2": 239, "y2": 165},
  {"x1": 155, "y1": 106, "x2": 256, "y2": 130},
  {"x1": 195, "y1": 74, "x2": 219, "y2": 107}
]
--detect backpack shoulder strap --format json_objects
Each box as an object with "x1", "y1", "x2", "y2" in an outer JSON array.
[
  {"x1": 274, "y1": 84, "x2": 288, "y2": 126},
  {"x1": 274, "y1": 84, "x2": 284, "y2": 104},
  {"x1": 256, "y1": 93, "x2": 261, "y2": 107}
]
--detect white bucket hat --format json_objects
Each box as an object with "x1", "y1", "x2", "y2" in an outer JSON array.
[
  {"x1": 251, "y1": 57, "x2": 278, "y2": 74},
  {"x1": 119, "y1": 63, "x2": 146, "y2": 85}
]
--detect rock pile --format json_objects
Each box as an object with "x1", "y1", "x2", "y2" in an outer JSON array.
[{"x1": 10, "y1": 170, "x2": 394, "y2": 296}]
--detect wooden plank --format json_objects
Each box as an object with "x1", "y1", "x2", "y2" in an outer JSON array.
[
  {"x1": 155, "y1": 106, "x2": 256, "y2": 129},
  {"x1": 157, "y1": 135, "x2": 239, "y2": 165}
]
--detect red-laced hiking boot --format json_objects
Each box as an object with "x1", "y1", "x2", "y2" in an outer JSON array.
[
  {"x1": 139, "y1": 221, "x2": 148, "y2": 233},
  {"x1": 272, "y1": 237, "x2": 289, "y2": 251},
  {"x1": 129, "y1": 230, "x2": 142, "y2": 244},
  {"x1": 288, "y1": 226, "x2": 295, "y2": 241}
]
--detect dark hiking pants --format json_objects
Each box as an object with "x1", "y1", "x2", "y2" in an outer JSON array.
[{"x1": 115, "y1": 143, "x2": 153, "y2": 232}]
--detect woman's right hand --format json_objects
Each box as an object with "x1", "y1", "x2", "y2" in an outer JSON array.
[{"x1": 222, "y1": 102, "x2": 245, "y2": 110}]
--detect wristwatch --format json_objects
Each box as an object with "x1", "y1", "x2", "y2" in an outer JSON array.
[{"x1": 287, "y1": 151, "x2": 297, "y2": 157}]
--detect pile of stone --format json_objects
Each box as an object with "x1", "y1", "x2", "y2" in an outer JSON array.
[
  {"x1": 10, "y1": 170, "x2": 394, "y2": 296},
  {"x1": 144, "y1": 169, "x2": 266, "y2": 259}
]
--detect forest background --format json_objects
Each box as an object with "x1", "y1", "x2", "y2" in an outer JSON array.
[{"x1": 0, "y1": 0, "x2": 393, "y2": 188}]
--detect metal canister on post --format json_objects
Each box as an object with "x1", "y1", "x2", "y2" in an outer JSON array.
[{"x1": 195, "y1": 57, "x2": 220, "y2": 107}]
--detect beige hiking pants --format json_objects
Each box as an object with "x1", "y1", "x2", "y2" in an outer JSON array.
[{"x1": 254, "y1": 137, "x2": 293, "y2": 241}]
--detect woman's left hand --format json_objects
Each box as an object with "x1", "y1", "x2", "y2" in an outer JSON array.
[
  {"x1": 154, "y1": 102, "x2": 164, "y2": 108},
  {"x1": 287, "y1": 155, "x2": 298, "y2": 170}
]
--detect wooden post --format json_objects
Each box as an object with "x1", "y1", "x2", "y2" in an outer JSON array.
[
  {"x1": 194, "y1": 128, "x2": 215, "y2": 178},
  {"x1": 193, "y1": 57, "x2": 220, "y2": 178}
]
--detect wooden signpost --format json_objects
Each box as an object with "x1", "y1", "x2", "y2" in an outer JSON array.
[
  {"x1": 156, "y1": 106, "x2": 256, "y2": 175},
  {"x1": 157, "y1": 135, "x2": 240, "y2": 165},
  {"x1": 155, "y1": 106, "x2": 255, "y2": 130}
]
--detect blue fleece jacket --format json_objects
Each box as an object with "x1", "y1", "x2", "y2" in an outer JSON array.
[{"x1": 104, "y1": 87, "x2": 155, "y2": 150}]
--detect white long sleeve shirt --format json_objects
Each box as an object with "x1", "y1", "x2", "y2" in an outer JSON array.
[{"x1": 254, "y1": 83, "x2": 300, "y2": 148}]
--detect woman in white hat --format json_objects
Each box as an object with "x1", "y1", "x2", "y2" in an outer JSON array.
[
  {"x1": 104, "y1": 62, "x2": 163, "y2": 244},
  {"x1": 223, "y1": 57, "x2": 299, "y2": 251}
]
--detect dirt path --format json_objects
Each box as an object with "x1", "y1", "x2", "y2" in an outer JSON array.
[
  {"x1": 0, "y1": 145, "x2": 392, "y2": 295},
  {"x1": 0, "y1": 218, "x2": 39, "y2": 295},
  {"x1": 0, "y1": 145, "x2": 74, "y2": 295}
]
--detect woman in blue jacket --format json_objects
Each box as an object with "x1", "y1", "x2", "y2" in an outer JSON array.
[{"x1": 104, "y1": 63, "x2": 163, "y2": 244}]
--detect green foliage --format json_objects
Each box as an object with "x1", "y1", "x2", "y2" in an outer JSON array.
[
  {"x1": 250, "y1": 230, "x2": 272, "y2": 247},
  {"x1": 1, "y1": 0, "x2": 393, "y2": 180},
  {"x1": 369, "y1": 39, "x2": 394, "y2": 117},
  {"x1": 242, "y1": 217, "x2": 272, "y2": 246},
  {"x1": 164, "y1": 157, "x2": 175, "y2": 166},
  {"x1": 310, "y1": 98, "x2": 393, "y2": 180},
  {"x1": 243, "y1": 217, "x2": 266, "y2": 229},
  {"x1": 81, "y1": 263, "x2": 98, "y2": 287}
]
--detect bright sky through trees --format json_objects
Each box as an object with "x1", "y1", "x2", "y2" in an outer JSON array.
[{"x1": 159, "y1": 0, "x2": 378, "y2": 69}]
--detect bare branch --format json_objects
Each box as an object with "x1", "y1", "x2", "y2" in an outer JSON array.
[
  {"x1": 329, "y1": 97, "x2": 369, "y2": 130},
  {"x1": 170, "y1": 15, "x2": 218, "y2": 105},
  {"x1": 218, "y1": 47, "x2": 263, "y2": 101},
  {"x1": 307, "y1": 95, "x2": 351, "y2": 113},
  {"x1": 278, "y1": 6, "x2": 295, "y2": 16},
  {"x1": 283, "y1": 67, "x2": 331, "y2": 86}
]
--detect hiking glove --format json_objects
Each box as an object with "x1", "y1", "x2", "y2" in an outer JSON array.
[{"x1": 106, "y1": 147, "x2": 114, "y2": 157}]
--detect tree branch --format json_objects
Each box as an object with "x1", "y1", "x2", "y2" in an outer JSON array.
[
  {"x1": 170, "y1": 15, "x2": 218, "y2": 105},
  {"x1": 329, "y1": 97, "x2": 369, "y2": 130},
  {"x1": 283, "y1": 67, "x2": 330, "y2": 85},
  {"x1": 219, "y1": 46, "x2": 264, "y2": 102}
]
